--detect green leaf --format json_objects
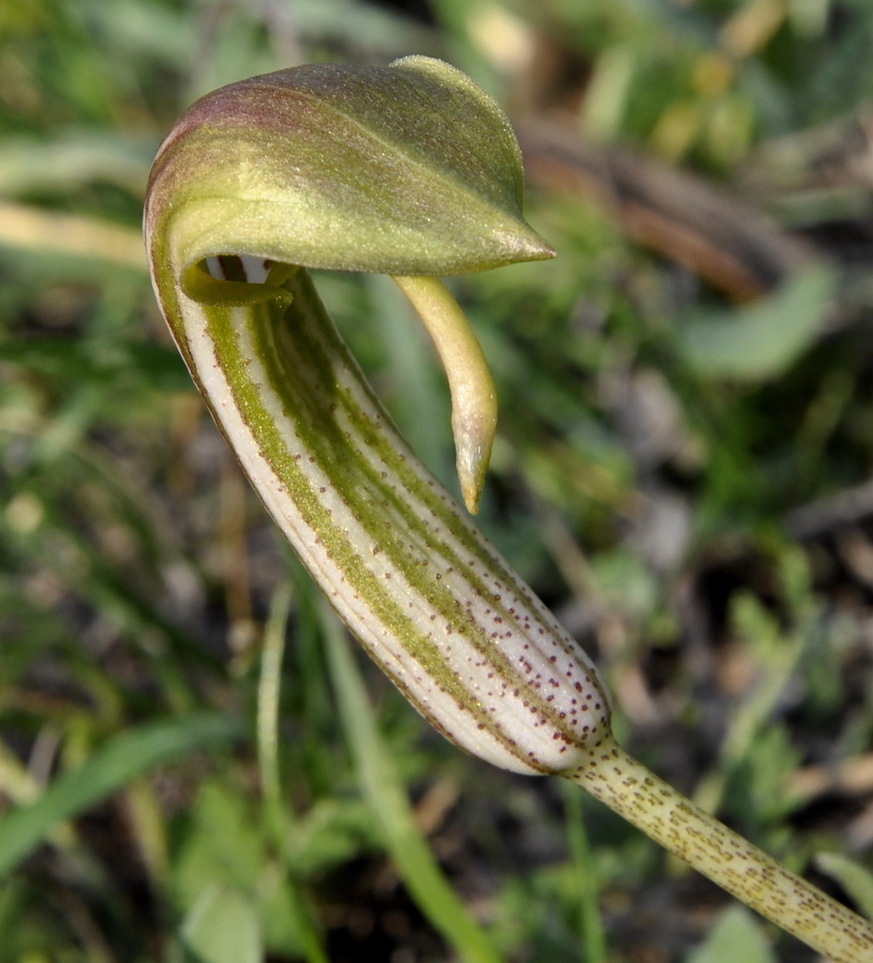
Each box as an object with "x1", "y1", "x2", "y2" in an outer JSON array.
[
  {"x1": 685, "y1": 906, "x2": 777, "y2": 963},
  {"x1": 170, "y1": 776, "x2": 327, "y2": 960},
  {"x1": 173, "y1": 780, "x2": 267, "y2": 903},
  {"x1": 816, "y1": 853, "x2": 873, "y2": 922},
  {"x1": 179, "y1": 885, "x2": 262, "y2": 963},
  {"x1": 0, "y1": 714, "x2": 240, "y2": 880},
  {"x1": 675, "y1": 268, "x2": 837, "y2": 380}
]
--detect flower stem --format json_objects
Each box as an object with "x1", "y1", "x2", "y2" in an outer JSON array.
[{"x1": 568, "y1": 741, "x2": 873, "y2": 963}]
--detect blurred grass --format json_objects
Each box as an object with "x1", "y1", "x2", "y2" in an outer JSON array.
[{"x1": 2, "y1": 1, "x2": 873, "y2": 961}]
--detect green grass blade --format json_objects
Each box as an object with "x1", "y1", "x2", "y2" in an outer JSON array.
[
  {"x1": 675, "y1": 267, "x2": 837, "y2": 380},
  {"x1": 561, "y1": 780, "x2": 607, "y2": 963},
  {"x1": 256, "y1": 582, "x2": 330, "y2": 963},
  {"x1": 0, "y1": 714, "x2": 240, "y2": 880},
  {"x1": 319, "y1": 601, "x2": 504, "y2": 963}
]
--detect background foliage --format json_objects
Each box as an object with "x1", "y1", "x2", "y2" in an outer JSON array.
[{"x1": 3, "y1": 1, "x2": 873, "y2": 960}]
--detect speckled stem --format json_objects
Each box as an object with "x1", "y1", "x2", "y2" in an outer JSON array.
[{"x1": 571, "y1": 742, "x2": 873, "y2": 963}]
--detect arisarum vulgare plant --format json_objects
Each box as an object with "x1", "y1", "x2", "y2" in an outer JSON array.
[{"x1": 144, "y1": 56, "x2": 873, "y2": 961}]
